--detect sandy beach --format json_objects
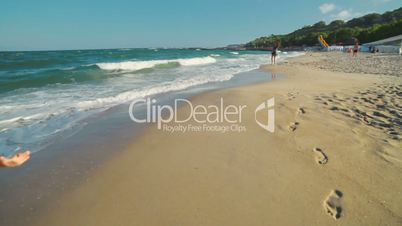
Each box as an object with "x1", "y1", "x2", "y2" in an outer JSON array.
[{"x1": 29, "y1": 52, "x2": 402, "y2": 226}]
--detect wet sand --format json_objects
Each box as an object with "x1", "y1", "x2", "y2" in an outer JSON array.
[{"x1": 30, "y1": 52, "x2": 402, "y2": 225}]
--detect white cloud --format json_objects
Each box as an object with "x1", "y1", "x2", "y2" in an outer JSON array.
[
  {"x1": 336, "y1": 10, "x2": 352, "y2": 20},
  {"x1": 319, "y1": 3, "x2": 336, "y2": 14},
  {"x1": 331, "y1": 9, "x2": 362, "y2": 21}
]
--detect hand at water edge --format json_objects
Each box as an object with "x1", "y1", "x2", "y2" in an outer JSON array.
[{"x1": 0, "y1": 151, "x2": 31, "y2": 167}]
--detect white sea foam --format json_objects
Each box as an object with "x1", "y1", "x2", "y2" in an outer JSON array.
[
  {"x1": 75, "y1": 73, "x2": 234, "y2": 111},
  {"x1": 0, "y1": 113, "x2": 47, "y2": 127},
  {"x1": 230, "y1": 52, "x2": 239, "y2": 55},
  {"x1": 96, "y1": 56, "x2": 217, "y2": 71},
  {"x1": 178, "y1": 56, "x2": 217, "y2": 66}
]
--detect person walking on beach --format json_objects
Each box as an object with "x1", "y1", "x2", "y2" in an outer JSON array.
[
  {"x1": 353, "y1": 39, "x2": 359, "y2": 57},
  {"x1": 0, "y1": 150, "x2": 30, "y2": 167},
  {"x1": 271, "y1": 41, "x2": 280, "y2": 64}
]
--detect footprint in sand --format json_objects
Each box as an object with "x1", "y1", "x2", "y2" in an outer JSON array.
[
  {"x1": 297, "y1": 107, "x2": 306, "y2": 115},
  {"x1": 287, "y1": 92, "x2": 299, "y2": 100},
  {"x1": 313, "y1": 148, "x2": 328, "y2": 165},
  {"x1": 324, "y1": 190, "x2": 343, "y2": 220},
  {"x1": 288, "y1": 122, "x2": 299, "y2": 131}
]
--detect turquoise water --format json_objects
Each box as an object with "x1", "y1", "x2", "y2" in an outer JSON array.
[{"x1": 0, "y1": 48, "x2": 302, "y2": 156}]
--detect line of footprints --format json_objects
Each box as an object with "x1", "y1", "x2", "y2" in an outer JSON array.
[{"x1": 287, "y1": 96, "x2": 343, "y2": 220}]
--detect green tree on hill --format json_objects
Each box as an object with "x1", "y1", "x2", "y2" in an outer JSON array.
[{"x1": 246, "y1": 7, "x2": 402, "y2": 48}]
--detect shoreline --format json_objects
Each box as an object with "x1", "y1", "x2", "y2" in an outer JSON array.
[
  {"x1": 0, "y1": 67, "x2": 279, "y2": 226},
  {"x1": 4, "y1": 52, "x2": 402, "y2": 226}
]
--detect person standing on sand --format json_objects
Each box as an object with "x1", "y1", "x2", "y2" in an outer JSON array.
[
  {"x1": 271, "y1": 41, "x2": 280, "y2": 64},
  {"x1": 0, "y1": 151, "x2": 30, "y2": 167},
  {"x1": 353, "y1": 39, "x2": 359, "y2": 57}
]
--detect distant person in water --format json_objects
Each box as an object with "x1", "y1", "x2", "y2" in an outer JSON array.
[
  {"x1": 0, "y1": 150, "x2": 30, "y2": 167},
  {"x1": 353, "y1": 39, "x2": 359, "y2": 57},
  {"x1": 271, "y1": 41, "x2": 280, "y2": 64}
]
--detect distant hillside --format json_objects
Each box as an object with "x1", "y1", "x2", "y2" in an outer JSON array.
[{"x1": 246, "y1": 6, "x2": 402, "y2": 48}]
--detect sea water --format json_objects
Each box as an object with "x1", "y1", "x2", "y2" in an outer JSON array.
[{"x1": 0, "y1": 48, "x2": 303, "y2": 156}]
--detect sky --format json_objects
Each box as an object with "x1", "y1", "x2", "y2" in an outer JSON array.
[{"x1": 0, "y1": 0, "x2": 400, "y2": 51}]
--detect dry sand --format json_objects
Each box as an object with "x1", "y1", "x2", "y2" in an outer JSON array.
[
  {"x1": 296, "y1": 52, "x2": 402, "y2": 77},
  {"x1": 32, "y1": 52, "x2": 402, "y2": 226}
]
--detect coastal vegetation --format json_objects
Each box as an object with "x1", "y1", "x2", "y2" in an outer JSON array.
[{"x1": 246, "y1": 7, "x2": 402, "y2": 48}]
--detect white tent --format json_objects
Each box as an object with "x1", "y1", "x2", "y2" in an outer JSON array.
[{"x1": 363, "y1": 35, "x2": 402, "y2": 54}]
